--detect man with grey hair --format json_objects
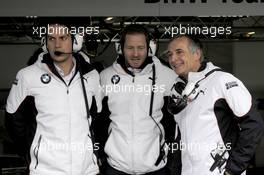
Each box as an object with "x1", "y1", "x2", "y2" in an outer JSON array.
[{"x1": 167, "y1": 35, "x2": 263, "y2": 175}]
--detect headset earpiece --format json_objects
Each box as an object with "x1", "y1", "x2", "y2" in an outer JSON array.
[
  {"x1": 41, "y1": 37, "x2": 48, "y2": 53},
  {"x1": 148, "y1": 40, "x2": 157, "y2": 57},
  {"x1": 72, "y1": 34, "x2": 83, "y2": 52},
  {"x1": 168, "y1": 78, "x2": 189, "y2": 115},
  {"x1": 182, "y1": 82, "x2": 196, "y2": 98},
  {"x1": 40, "y1": 34, "x2": 83, "y2": 53},
  {"x1": 115, "y1": 42, "x2": 122, "y2": 55},
  {"x1": 174, "y1": 81, "x2": 186, "y2": 95},
  {"x1": 167, "y1": 94, "x2": 188, "y2": 115}
]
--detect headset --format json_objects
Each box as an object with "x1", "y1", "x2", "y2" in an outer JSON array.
[
  {"x1": 41, "y1": 33, "x2": 84, "y2": 53},
  {"x1": 168, "y1": 68, "x2": 222, "y2": 115},
  {"x1": 115, "y1": 39, "x2": 157, "y2": 57},
  {"x1": 115, "y1": 24, "x2": 157, "y2": 57}
]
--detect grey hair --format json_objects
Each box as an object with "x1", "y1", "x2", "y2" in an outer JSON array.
[{"x1": 169, "y1": 35, "x2": 204, "y2": 62}]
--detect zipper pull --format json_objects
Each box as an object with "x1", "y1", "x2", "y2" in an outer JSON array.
[
  {"x1": 132, "y1": 75, "x2": 135, "y2": 83},
  {"x1": 67, "y1": 87, "x2": 69, "y2": 94}
]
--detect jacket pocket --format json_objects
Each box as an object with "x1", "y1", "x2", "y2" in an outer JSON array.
[{"x1": 33, "y1": 135, "x2": 42, "y2": 169}]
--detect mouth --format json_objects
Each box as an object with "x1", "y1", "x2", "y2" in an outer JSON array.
[
  {"x1": 130, "y1": 58, "x2": 141, "y2": 61},
  {"x1": 54, "y1": 51, "x2": 61, "y2": 56},
  {"x1": 172, "y1": 63, "x2": 183, "y2": 69}
]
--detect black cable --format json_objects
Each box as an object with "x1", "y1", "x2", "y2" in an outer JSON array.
[
  {"x1": 77, "y1": 55, "x2": 101, "y2": 166},
  {"x1": 149, "y1": 64, "x2": 165, "y2": 166}
]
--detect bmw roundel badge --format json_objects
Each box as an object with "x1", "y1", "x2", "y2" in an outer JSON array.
[
  {"x1": 111, "y1": 74, "x2": 120, "y2": 84},
  {"x1": 41, "y1": 74, "x2": 51, "y2": 84}
]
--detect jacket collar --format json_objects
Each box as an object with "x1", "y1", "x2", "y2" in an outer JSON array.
[
  {"x1": 114, "y1": 54, "x2": 154, "y2": 76},
  {"x1": 187, "y1": 61, "x2": 219, "y2": 84},
  {"x1": 37, "y1": 52, "x2": 94, "y2": 79}
]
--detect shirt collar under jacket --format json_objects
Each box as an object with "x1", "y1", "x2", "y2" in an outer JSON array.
[
  {"x1": 38, "y1": 52, "x2": 94, "y2": 78},
  {"x1": 114, "y1": 54, "x2": 154, "y2": 76},
  {"x1": 53, "y1": 58, "x2": 76, "y2": 83}
]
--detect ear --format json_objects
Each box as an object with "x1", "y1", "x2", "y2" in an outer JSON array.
[{"x1": 193, "y1": 49, "x2": 202, "y2": 61}]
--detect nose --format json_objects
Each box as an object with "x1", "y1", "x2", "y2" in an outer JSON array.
[
  {"x1": 169, "y1": 52, "x2": 177, "y2": 63},
  {"x1": 55, "y1": 39, "x2": 61, "y2": 48},
  {"x1": 132, "y1": 49, "x2": 139, "y2": 57}
]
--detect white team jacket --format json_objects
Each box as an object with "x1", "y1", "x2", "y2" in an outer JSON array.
[
  {"x1": 172, "y1": 62, "x2": 263, "y2": 175},
  {"x1": 6, "y1": 52, "x2": 102, "y2": 175},
  {"x1": 100, "y1": 56, "x2": 176, "y2": 174}
]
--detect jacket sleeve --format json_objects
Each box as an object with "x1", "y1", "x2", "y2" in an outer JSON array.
[
  {"x1": 220, "y1": 74, "x2": 264, "y2": 175},
  {"x1": 5, "y1": 70, "x2": 37, "y2": 158}
]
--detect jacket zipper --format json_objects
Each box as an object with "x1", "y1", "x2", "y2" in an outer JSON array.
[
  {"x1": 67, "y1": 86, "x2": 69, "y2": 94},
  {"x1": 132, "y1": 77, "x2": 134, "y2": 83},
  {"x1": 65, "y1": 85, "x2": 72, "y2": 174},
  {"x1": 34, "y1": 135, "x2": 42, "y2": 169},
  {"x1": 131, "y1": 77, "x2": 136, "y2": 173}
]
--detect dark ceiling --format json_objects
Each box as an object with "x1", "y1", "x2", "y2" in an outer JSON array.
[{"x1": 0, "y1": 16, "x2": 264, "y2": 44}]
